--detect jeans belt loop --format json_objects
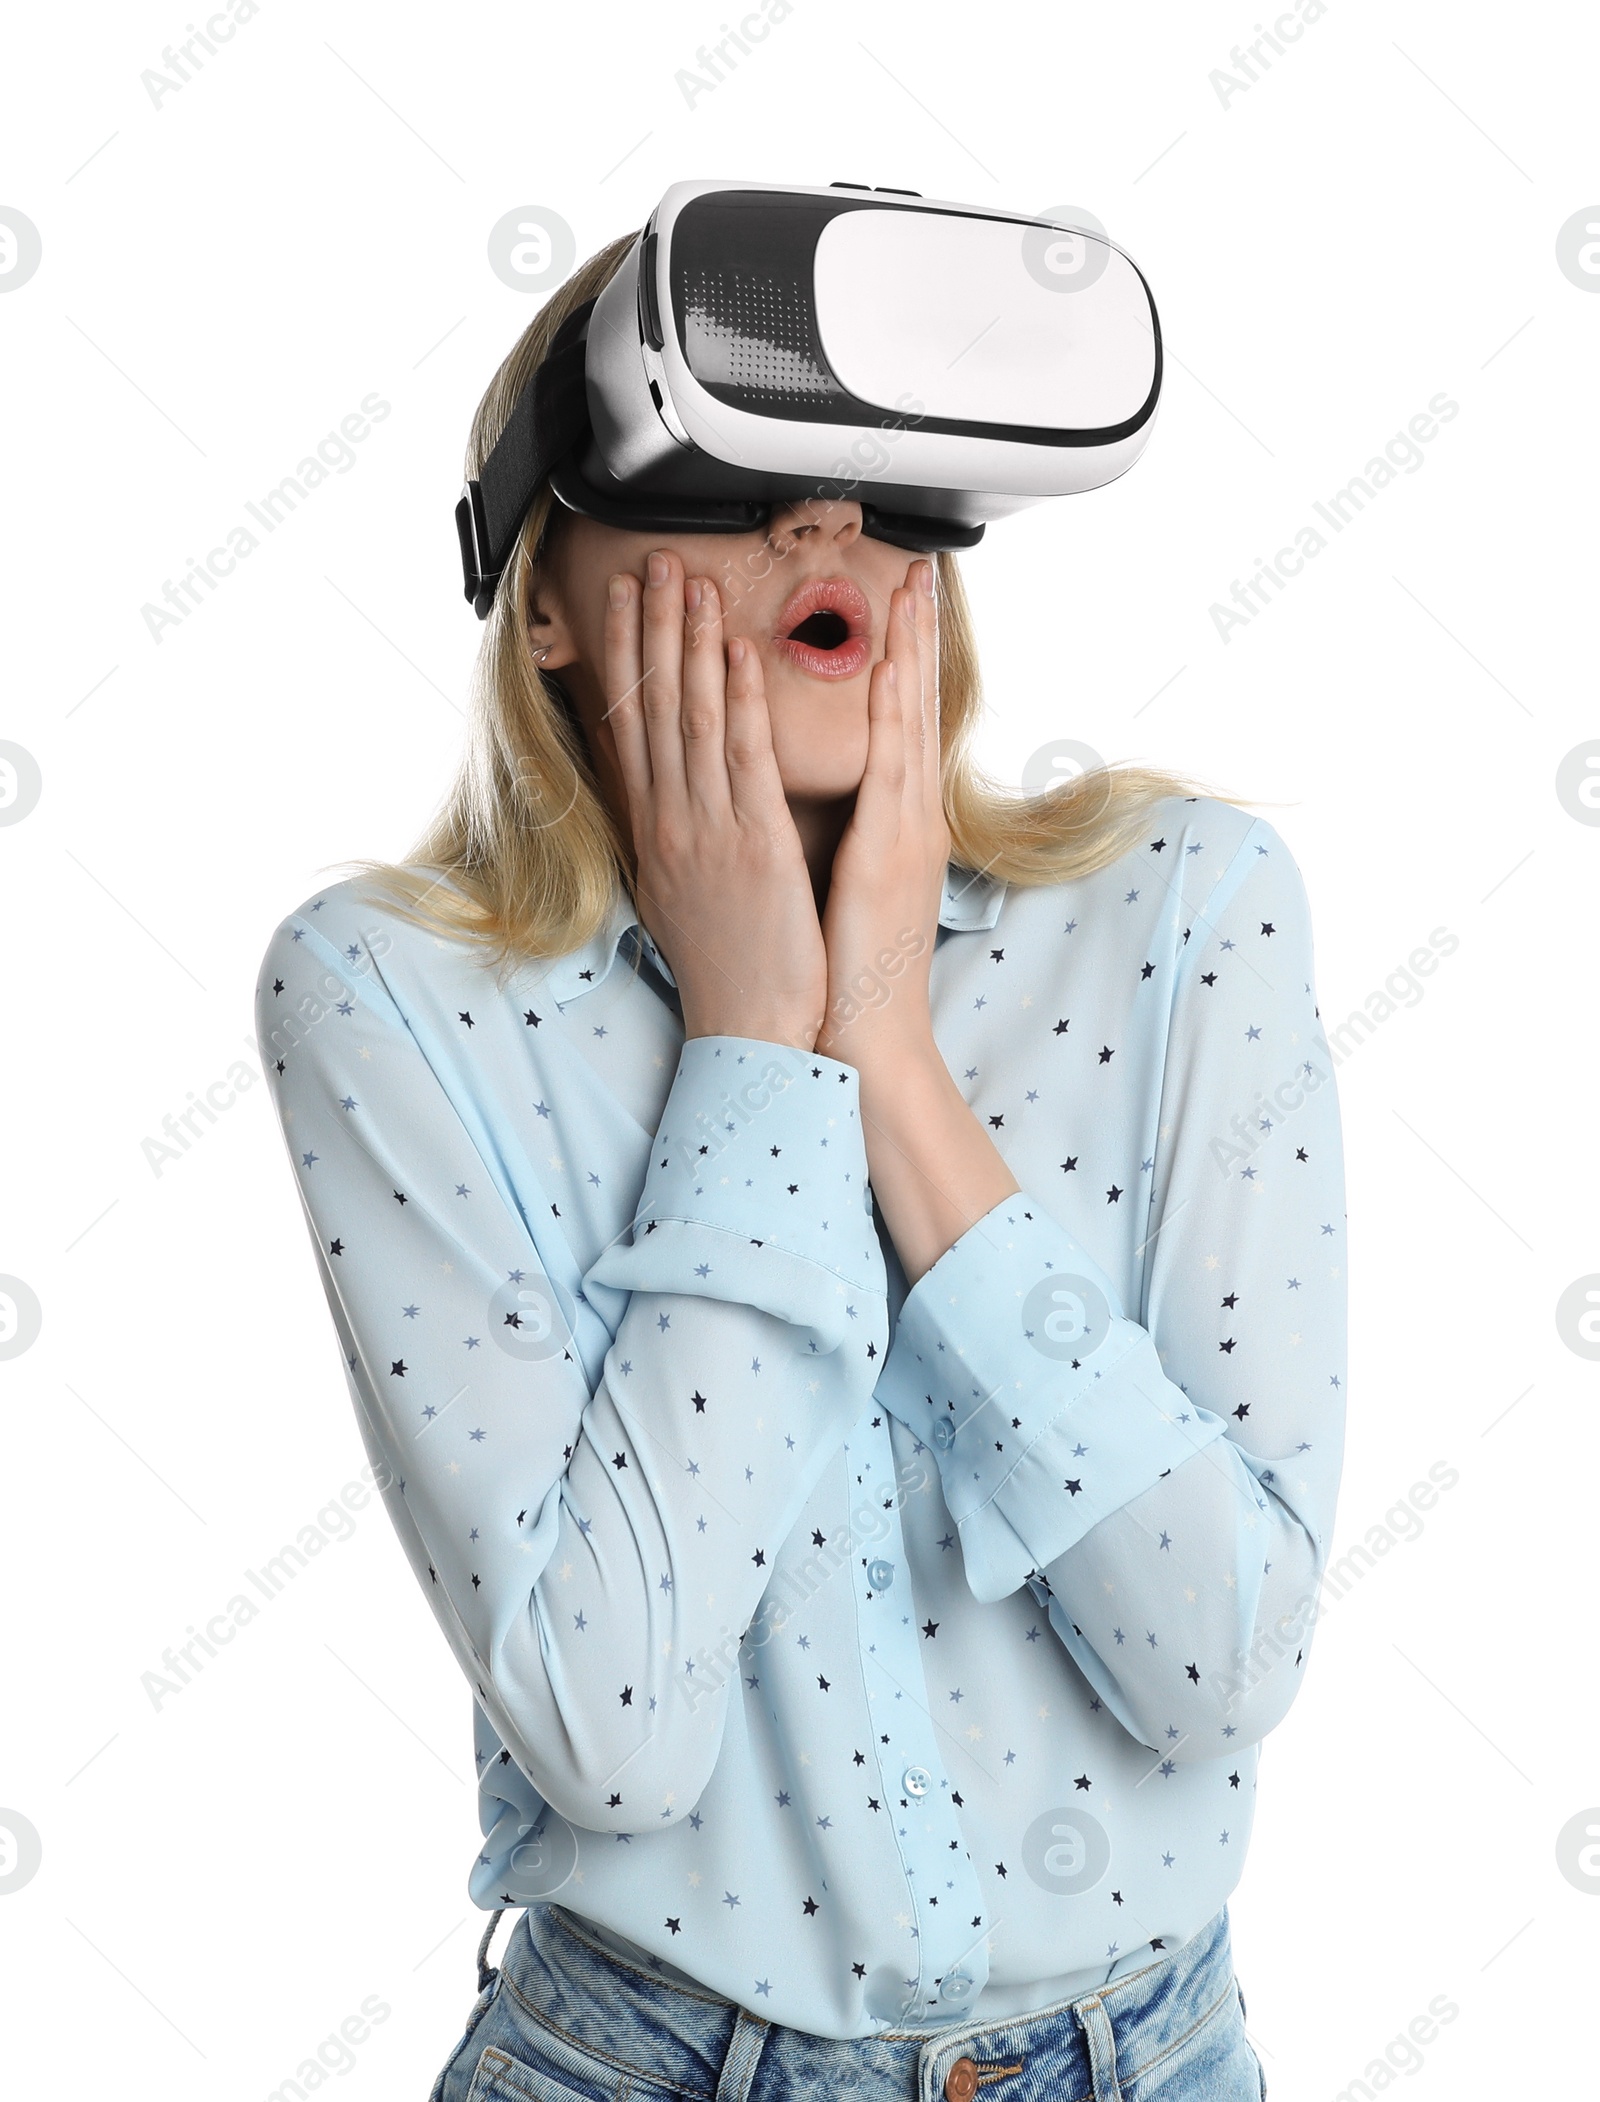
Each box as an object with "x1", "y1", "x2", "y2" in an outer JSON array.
[
  {"x1": 1073, "y1": 1992, "x2": 1124, "y2": 2101},
  {"x1": 713, "y1": 2006, "x2": 770, "y2": 2101},
  {"x1": 475, "y1": 1907, "x2": 507, "y2": 1995}
]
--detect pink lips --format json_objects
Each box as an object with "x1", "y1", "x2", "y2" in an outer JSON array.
[{"x1": 772, "y1": 575, "x2": 874, "y2": 680}]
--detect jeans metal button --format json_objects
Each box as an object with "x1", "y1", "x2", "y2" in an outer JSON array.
[{"x1": 944, "y1": 2054, "x2": 979, "y2": 2100}]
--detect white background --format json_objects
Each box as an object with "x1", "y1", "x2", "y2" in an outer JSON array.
[{"x1": 3, "y1": 2, "x2": 1597, "y2": 2096}]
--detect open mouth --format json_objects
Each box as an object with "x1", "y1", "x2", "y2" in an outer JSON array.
[{"x1": 772, "y1": 575, "x2": 874, "y2": 680}]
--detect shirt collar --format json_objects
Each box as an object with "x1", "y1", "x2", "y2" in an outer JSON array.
[{"x1": 539, "y1": 860, "x2": 1009, "y2": 1006}]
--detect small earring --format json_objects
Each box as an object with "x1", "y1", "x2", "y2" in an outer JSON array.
[{"x1": 534, "y1": 645, "x2": 552, "y2": 665}]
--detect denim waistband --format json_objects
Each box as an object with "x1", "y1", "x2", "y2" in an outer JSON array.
[{"x1": 490, "y1": 1898, "x2": 1240, "y2": 2101}]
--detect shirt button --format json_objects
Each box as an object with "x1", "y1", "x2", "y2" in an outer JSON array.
[
  {"x1": 931, "y1": 1417, "x2": 956, "y2": 1451},
  {"x1": 902, "y1": 1765, "x2": 932, "y2": 1797},
  {"x1": 867, "y1": 1557, "x2": 894, "y2": 1589},
  {"x1": 939, "y1": 1971, "x2": 975, "y2": 2005},
  {"x1": 944, "y1": 2056, "x2": 979, "y2": 2101}
]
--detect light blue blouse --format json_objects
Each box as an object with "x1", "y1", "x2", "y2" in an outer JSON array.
[{"x1": 256, "y1": 790, "x2": 1346, "y2": 2041}]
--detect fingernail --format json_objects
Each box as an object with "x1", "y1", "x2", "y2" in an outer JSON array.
[
  {"x1": 727, "y1": 636, "x2": 746, "y2": 668},
  {"x1": 608, "y1": 574, "x2": 628, "y2": 610},
  {"x1": 685, "y1": 577, "x2": 702, "y2": 611},
  {"x1": 647, "y1": 552, "x2": 668, "y2": 586},
  {"x1": 918, "y1": 560, "x2": 936, "y2": 596},
  {"x1": 885, "y1": 658, "x2": 898, "y2": 686}
]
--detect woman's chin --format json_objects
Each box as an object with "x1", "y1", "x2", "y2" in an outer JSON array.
[{"x1": 774, "y1": 761, "x2": 870, "y2": 807}]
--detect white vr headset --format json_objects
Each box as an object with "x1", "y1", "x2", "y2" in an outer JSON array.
[{"x1": 457, "y1": 178, "x2": 1162, "y2": 616}]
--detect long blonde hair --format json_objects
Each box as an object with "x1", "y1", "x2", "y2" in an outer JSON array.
[{"x1": 344, "y1": 228, "x2": 1241, "y2": 983}]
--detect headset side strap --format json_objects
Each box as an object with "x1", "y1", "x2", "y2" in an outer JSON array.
[{"x1": 457, "y1": 296, "x2": 598, "y2": 615}]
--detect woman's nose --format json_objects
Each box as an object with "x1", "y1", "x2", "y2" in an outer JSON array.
[{"x1": 768, "y1": 497, "x2": 863, "y2": 553}]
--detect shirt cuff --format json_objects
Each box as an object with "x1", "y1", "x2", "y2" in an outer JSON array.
[
  {"x1": 881, "y1": 1194, "x2": 1231, "y2": 1602},
  {"x1": 585, "y1": 1036, "x2": 887, "y2": 1346}
]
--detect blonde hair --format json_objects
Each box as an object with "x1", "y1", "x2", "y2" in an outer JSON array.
[{"x1": 343, "y1": 228, "x2": 1244, "y2": 984}]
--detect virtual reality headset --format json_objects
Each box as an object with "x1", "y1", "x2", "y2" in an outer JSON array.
[{"x1": 456, "y1": 178, "x2": 1162, "y2": 617}]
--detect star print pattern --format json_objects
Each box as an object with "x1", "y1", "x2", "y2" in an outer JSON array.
[{"x1": 255, "y1": 793, "x2": 1345, "y2": 2045}]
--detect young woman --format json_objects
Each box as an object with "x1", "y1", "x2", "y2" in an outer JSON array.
[{"x1": 258, "y1": 225, "x2": 1345, "y2": 2102}]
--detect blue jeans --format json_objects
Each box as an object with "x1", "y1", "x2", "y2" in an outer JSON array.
[{"x1": 427, "y1": 1901, "x2": 1268, "y2": 2100}]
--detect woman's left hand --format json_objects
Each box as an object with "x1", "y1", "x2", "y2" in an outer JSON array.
[{"x1": 814, "y1": 557, "x2": 950, "y2": 1076}]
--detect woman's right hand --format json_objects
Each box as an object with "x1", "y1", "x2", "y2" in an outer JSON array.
[{"x1": 603, "y1": 550, "x2": 827, "y2": 1052}]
